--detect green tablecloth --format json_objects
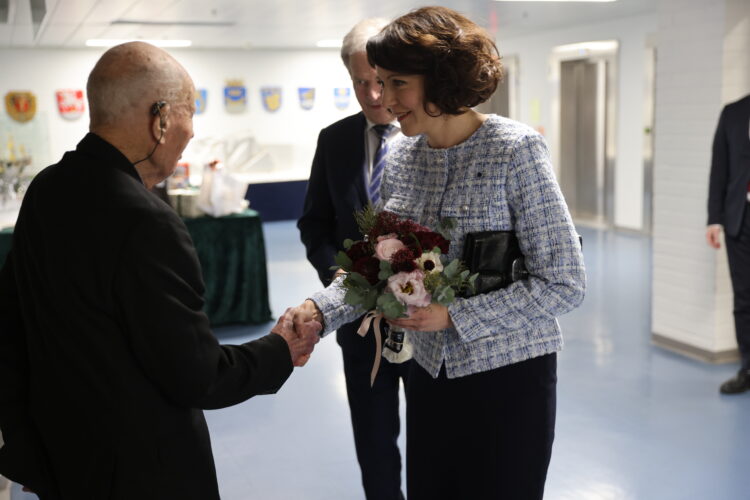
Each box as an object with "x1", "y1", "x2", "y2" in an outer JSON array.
[
  {"x1": 183, "y1": 209, "x2": 272, "y2": 326},
  {"x1": 0, "y1": 210, "x2": 272, "y2": 326}
]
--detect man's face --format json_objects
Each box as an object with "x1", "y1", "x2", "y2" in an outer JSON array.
[{"x1": 349, "y1": 51, "x2": 393, "y2": 125}]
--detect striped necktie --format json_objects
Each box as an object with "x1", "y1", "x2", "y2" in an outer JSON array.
[{"x1": 368, "y1": 124, "x2": 393, "y2": 204}]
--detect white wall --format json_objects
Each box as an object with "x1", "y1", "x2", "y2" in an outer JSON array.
[
  {"x1": 650, "y1": 0, "x2": 750, "y2": 357},
  {"x1": 0, "y1": 47, "x2": 354, "y2": 180},
  {"x1": 500, "y1": 13, "x2": 657, "y2": 231},
  {"x1": 2, "y1": 16, "x2": 657, "y2": 227}
]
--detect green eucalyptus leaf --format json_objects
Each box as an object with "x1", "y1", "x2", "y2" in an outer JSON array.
[
  {"x1": 343, "y1": 238, "x2": 355, "y2": 250},
  {"x1": 334, "y1": 251, "x2": 353, "y2": 271},
  {"x1": 437, "y1": 217, "x2": 457, "y2": 239},
  {"x1": 377, "y1": 293, "x2": 406, "y2": 319},
  {"x1": 362, "y1": 289, "x2": 379, "y2": 311},
  {"x1": 344, "y1": 288, "x2": 365, "y2": 307},
  {"x1": 347, "y1": 272, "x2": 372, "y2": 288},
  {"x1": 443, "y1": 259, "x2": 460, "y2": 279},
  {"x1": 433, "y1": 285, "x2": 454, "y2": 304},
  {"x1": 378, "y1": 260, "x2": 394, "y2": 280}
]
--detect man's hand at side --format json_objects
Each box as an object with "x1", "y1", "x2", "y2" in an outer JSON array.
[
  {"x1": 706, "y1": 224, "x2": 722, "y2": 249},
  {"x1": 271, "y1": 308, "x2": 321, "y2": 367}
]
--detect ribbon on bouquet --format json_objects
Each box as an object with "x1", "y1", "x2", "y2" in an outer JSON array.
[{"x1": 357, "y1": 310, "x2": 385, "y2": 387}]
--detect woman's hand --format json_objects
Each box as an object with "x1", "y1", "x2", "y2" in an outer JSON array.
[{"x1": 388, "y1": 304, "x2": 453, "y2": 332}]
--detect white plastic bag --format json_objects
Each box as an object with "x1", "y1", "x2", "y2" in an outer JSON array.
[{"x1": 197, "y1": 161, "x2": 249, "y2": 217}]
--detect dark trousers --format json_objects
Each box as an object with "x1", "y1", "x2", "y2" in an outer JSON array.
[
  {"x1": 726, "y1": 202, "x2": 750, "y2": 370},
  {"x1": 406, "y1": 354, "x2": 557, "y2": 500},
  {"x1": 339, "y1": 323, "x2": 410, "y2": 500}
]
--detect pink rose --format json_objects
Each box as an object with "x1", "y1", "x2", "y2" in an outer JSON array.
[
  {"x1": 387, "y1": 270, "x2": 432, "y2": 308},
  {"x1": 377, "y1": 233, "x2": 398, "y2": 242},
  {"x1": 375, "y1": 237, "x2": 406, "y2": 262}
]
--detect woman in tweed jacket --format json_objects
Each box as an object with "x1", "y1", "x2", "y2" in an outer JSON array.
[{"x1": 300, "y1": 6, "x2": 585, "y2": 499}]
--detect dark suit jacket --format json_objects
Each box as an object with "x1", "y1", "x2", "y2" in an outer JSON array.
[
  {"x1": 0, "y1": 133, "x2": 293, "y2": 499},
  {"x1": 297, "y1": 112, "x2": 369, "y2": 346},
  {"x1": 708, "y1": 94, "x2": 750, "y2": 238}
]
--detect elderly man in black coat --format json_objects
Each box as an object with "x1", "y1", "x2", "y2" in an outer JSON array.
[{"x1": 0, "y1": 41, "x2": 320, "y2": 499}]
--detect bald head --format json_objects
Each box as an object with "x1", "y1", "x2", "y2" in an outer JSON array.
[{"x1": 87, "y1": 42, "x2": 193, "y2": 130}]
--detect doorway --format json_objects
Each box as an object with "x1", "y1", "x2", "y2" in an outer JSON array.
[
  {"x1": 559, "y1": 58, "x2": 608, "y2": 222},
  {"x1": 476, "y1": 55, "x2": 519, "y2": 119},
  {"x1": 551, "y1": 41, "x2": 618, "y2": 227}
]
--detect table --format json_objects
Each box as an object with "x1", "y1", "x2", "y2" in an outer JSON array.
[
  {"x1": 183, "y1": 209, "x2": 272, "y2": 325},
  {"x1": 0, "y1": 210, "x2": 271, "y2": 326}
]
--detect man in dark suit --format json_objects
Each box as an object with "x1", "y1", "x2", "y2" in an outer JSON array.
[
  {"x1": 297, "y1": 19, "x2": 409, "y2": 500},
  {"x1": 0, "y1": 41, "x2": 320, "y2": 499},
  {"x1": 707, "y1": 94, "x2": 750, "y2": 394}
]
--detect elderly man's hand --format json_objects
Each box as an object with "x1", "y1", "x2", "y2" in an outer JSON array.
[
  {"x1": 271, "y1": 308, "x2": 321, "y2": 367},
  {"x1": 289, "y1": 299, "x2": 325, "y2": 366}
]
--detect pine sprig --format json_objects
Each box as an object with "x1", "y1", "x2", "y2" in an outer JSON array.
[
  {"x1": 353, "y1": 205, "x2": 379, "y2": 236},
  {"x1": 437, "y1": 217, "x2": 457, "y2": 240}
]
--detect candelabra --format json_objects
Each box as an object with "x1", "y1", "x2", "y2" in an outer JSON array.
[{"x1": 0, "y1": 137, "x2": 32, "y2": 207}]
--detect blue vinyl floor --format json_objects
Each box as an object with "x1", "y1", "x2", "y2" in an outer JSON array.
[{"x1": 8, "y1": 222, "x2": 750, "y2": 499}]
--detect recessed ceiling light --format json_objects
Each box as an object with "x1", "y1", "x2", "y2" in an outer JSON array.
[
  {"x1": 553, "y1": 40, "x2": 618, "y2": 53},
  {"x1": 85, "y1": 39, "x2": 192, "y2": 48},
  {"x1": 112, "y1": 19, "x2": 234, "y2": 27},
  {"x1": 495, "y1": 0, "x2": 616, "y2": 2},
  {"x1": 316, "y1": 39, "x2": 342, "y2": 48}
]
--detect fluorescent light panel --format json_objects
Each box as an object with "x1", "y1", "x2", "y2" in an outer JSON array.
[
  {"x1": 553, "y1": 40, "x2": 618, "y2": 53},
  {"x1": 86, "y1": 39, "x2": 192, "y2": 48},
  {"x1": 495, "y1": 0, "x2": 616, "y2": 2},
  {"x1": 316, "y1": 39, "x2": 342, "y2": 48}
]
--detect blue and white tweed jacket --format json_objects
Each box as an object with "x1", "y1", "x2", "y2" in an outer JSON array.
[{"x1": 310, "y1": 115, "x2": 586, "y2": 378}]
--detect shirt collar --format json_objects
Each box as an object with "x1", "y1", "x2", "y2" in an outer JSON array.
[{"x1": 365, "y1": 117, "x2": 400, "y2": 136}]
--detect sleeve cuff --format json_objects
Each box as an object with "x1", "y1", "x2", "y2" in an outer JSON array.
[{"x1": 308, "y1": 277, "x2": 361, "y2": 336}]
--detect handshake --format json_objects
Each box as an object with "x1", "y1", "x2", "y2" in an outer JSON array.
[{"x1": 270, "y1": 300, "x2": 325, "y2": 367}]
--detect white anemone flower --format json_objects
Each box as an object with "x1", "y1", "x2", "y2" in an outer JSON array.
[{"x1": 415, "y1": 251, "x2": 443, "y2": 274}]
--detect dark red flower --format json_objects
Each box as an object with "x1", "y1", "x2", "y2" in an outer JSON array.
[
  {"x1": 369, "y1": 211, "x2": 402, "y2": 241},
  {"x1": 352, "y1": 256, "x2": 381, "y2": 285},
  {"x1": 390, "y1": 248, "x2": 417, "y2": 273},
  {"x1": 414, "y1": 231, "x2": 450, "y2": 254},
  {"x1": 346, "y1": 240, "x2": 372, "y2": 263},
  {"x1": 396, "y1": 219, "x2": 428, "y2": 236}
]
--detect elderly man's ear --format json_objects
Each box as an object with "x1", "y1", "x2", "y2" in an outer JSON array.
[{"x1": 150, "y1": 103, "x2": 167, "y2": 143}]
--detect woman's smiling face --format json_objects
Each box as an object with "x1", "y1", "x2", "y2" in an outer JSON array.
[{"x1": 376, "y1": 67, "x2": 440, "y2": 138}]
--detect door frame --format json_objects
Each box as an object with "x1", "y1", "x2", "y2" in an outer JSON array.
[{"x1": 549, "y1": 40, "x2": 619, "y2": 227}]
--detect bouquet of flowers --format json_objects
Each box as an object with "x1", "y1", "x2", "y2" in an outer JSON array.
[{"x1": 334, "y1": 207, "x2": 476, "y2": 382}]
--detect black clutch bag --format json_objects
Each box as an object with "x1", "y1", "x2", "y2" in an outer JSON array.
[{"x1": 461, "y1": 230, "x2": 528, "y2": 297}]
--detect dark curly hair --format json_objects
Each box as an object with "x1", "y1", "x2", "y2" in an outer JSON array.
[{"x1": 366, "y1": 6, "x2": 503, "y2": 116}]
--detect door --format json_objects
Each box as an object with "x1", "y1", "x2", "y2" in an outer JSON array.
[{"x1": 559, "y1": 58, "x2": 610, "y2": 224}]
